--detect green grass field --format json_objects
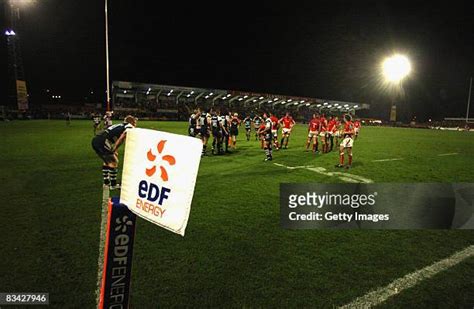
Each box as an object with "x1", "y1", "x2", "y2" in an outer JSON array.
[{"x1": 0, "y1": 120, "x2": 473, "y2": 308}]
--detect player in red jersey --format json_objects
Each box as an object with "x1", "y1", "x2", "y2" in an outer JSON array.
[
  {"x1": 336, "y1": 114, "x2": 355, "y2": 169},
  {"x1": 318, "y1": 114, "x2": 328, "y2": 153},
  {"x1": 354, "y1": 119, "x2": 361, "y2": 139},
  {"x1": 279, "y1": 112, "x2": 295, "y2": 149},
  {"x1": 327, "y1": 116, "x2": 337, "y2": 152},
  {"x1": 258, "y1": 122, "x2": 266, "y2": 149},
  {"x1": 270, "y1": 112, "x2": 280, "y2": 150},
  {"x1": 306, "y1": 114, "x2": 320, "y2": 152},
  {"x1": 333, "y1": 116, "x2": 342, "y2": 146}
]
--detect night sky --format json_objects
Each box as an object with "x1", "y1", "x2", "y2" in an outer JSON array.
[{"x1": 2, "y1": 0, "x2": 473, "y2": 121}]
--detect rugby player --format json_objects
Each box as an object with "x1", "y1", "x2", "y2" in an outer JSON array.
[
  {"x1": 306, "y1": 113, "x2": 320, "y2": 152},
  {"x1": 222, "y1": 111, "x2": 230, "y2": 153},
  {"x1": 354, "y1": 119, "x2": 361, "y2": 139},
  {"x1": 199, "y1": 110, "x2": 212, "y2": 156},
  {"x1": 333, "y1": 116, "x2": 342, "y2": 146},
  {"x1": 327, "y1": 115, "x2": 337, "y2": 152},
  {"x1": 188, "y1": 109, "x2": 198, "y2": 137},
  {"x1": 258, "y1": 113, "x2": 273, "y2": 161},
  {"x1": 253, "y1": 114, "x2": 263, "y2": 140},
  {"x1": 243, "y1": 115, "x2": 253, "y2": 141},
  {"x1": 336, "y1": 114, "x2": 355, "y2": 169},
  {"x1": 103, "y1": 111, "x2": 113, "y2": 128},
  {"x1": 319, "y1": 114, "x2": 328, "y2": 153},
  {"x1": 270, "y1": 112, "x2": 280, "y2": 150},
  {"x1": 211, "y1": 110, "x2": 228, "y2": 155},
  {"x1": 279, "y1": 112, "x2": 295, "y2": 149},
  {"x1": 66, "y1": 112, "x2": 71, "y2": 126},
  {"x1": 229, "y1": 113, "x2": 240, "y2": 149},
  {"x1": 258, "y1": 122, "x2": 266, "y2": 149},
  {"x1": 195, "y1": 109, "x2": 202, "y2": 137},
  {"x1": 91, "y1": 115, "x2": 137, "y2": 190},
  {"x1": 92, "y1": 113, "x2": 101, "y2": 135}
]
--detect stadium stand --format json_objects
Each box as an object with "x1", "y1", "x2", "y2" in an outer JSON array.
[{"x1": 111, "y1": 81, "x2": 369, "y2": 121}]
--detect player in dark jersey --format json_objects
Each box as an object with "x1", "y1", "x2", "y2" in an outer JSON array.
[
  {"x1": 243, "y1": 115, "x2": 252, "y2": 141},
  {"x1": 211, "y1": 110, "x2": 228, "y2": 155},
  {"x1": 221, "y1": 112, "x2": 230, "y2": 153},
  {"x1": 253, "y1": 115, "x2": 263, "y2": 140},
  {"x1": 258, "y1": 113, "x2": 273, "y2": 161},
  {"x1": 199, "y1": 110, "x2": 211, "y2": 156},
  {"x1": 336, "y1": 114, "x2": 355, "y2": 169},
  {"x1": 92, "y1": 113, "x2": 101, "y2": 135},
  {"x1": 91, "y1": 115, "x2": 137, "y2": 189},
  {"x1": 188, "y1": 109, "x2": 198, "y2": 137},
  {"x1": 229, "y1": 113, "x2": 240, "y2": 149}
]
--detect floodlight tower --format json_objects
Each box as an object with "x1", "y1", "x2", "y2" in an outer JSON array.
[
  {"x1": 4, "y1": 0, "x2": 32, "y2": 111},
  {"x1": 381, "y1": 54, "x2": 411, "y2": 122}
]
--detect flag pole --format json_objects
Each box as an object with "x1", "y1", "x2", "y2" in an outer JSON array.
[
  {"x1": 105, "y1": 0, "x2": 111, "y2": 112},
  {"x1": 95, "y1": 186, "x2": 110, "y2": 307}
]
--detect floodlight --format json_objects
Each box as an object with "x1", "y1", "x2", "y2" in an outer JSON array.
[{"x1": 382, "y1": 54, "x2": 411, "y2": 82}]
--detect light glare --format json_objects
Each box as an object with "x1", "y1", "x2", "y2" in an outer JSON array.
[{"x1": 382, "y1": 54, "x2": 411, "y2": 82}]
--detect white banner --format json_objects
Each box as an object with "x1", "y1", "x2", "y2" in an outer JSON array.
[{"x1": 120, "y1": 128, "x2": 202, "y2": 236}]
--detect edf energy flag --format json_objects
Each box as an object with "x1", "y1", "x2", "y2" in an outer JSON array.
[{"x1": 120, "y1": 128, "x2": 202, "y2": 236}]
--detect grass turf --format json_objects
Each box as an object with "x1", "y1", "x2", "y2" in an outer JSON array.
[{"x1": 0, "y1": 120, "x2": 473, "y2": 308}]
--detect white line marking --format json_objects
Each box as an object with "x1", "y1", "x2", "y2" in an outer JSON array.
[
  {"x1": 274, "y1": 163, "x2": 373, "y2": 183},
  {"x1": 438, "y1": 153, "x2": 459, "y2": 156},
  {"x1": 340, "y1": 245, "x2": 474, "y2": 308},
  {"x1": 372, "y1": 158, "x2": 404, "y2": 162}
]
